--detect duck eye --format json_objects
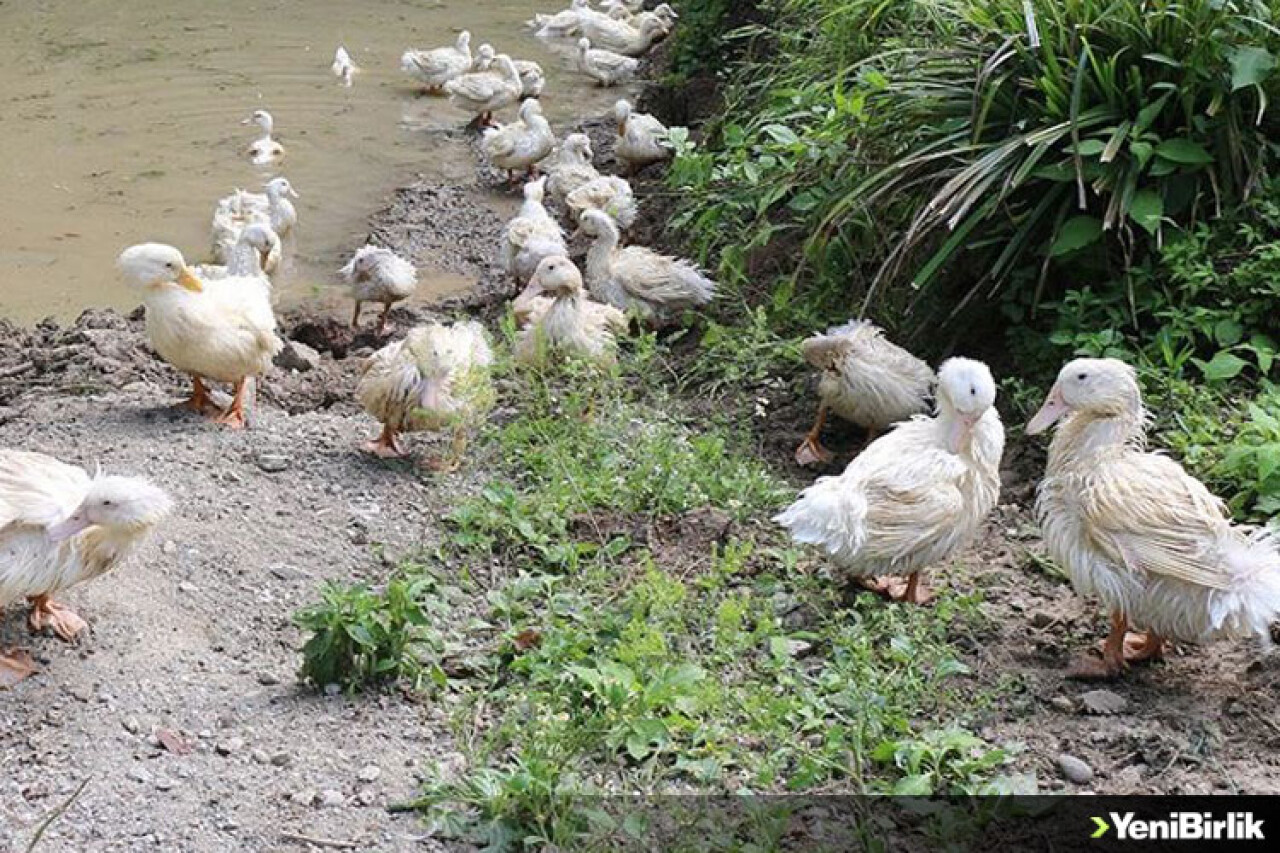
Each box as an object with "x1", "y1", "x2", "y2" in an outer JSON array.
[
  {"x1": 102, "y1": 500, "x2": 112, "y2": 506},
  {"x1": 1077, "y1": 372, "x2": 1087, "y2": 381},
  {"x1": 969, "y1": 387, "x2": 976, "y2": 396}
]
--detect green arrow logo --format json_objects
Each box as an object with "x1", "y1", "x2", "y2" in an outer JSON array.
[{"x1": 1091, "y1": 816, "x2": 1111, "y2": 838}]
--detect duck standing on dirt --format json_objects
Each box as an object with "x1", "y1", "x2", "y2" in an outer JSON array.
[
  {"x1": 401, "y1": 30, "x2": 472, "y2": 93},
  {"x1": 795, "y1": 320, "x2": 935, "y2": 466},
  {"x1": 514, "y1": 256, "x2": 625, "y2": 367},
  {"x1": 613, "y1": 99, "x2": 672, "y2": 174},
  {"x1": 341, "y1": 245, "x2": 418, "y2": 334},
  {"x1": 775, "y1": 358, "x2": 1004, "y2": 605},
  {"x1": 242, "y1": 110, "x2": 285, "y2": 165},
  {"x1": 445, "y1": 55, "x2": 523, "y2": 127},
  {"x1": 1026, "y1": 357, "x2": 1280, "y2": 679},
  {"x1": 356, "y1": 321, "x2": 495, "y2": 469},
  {"x1": 481, "y1": 98, "x2": 556, "y2": 183},
  {"x1": 503, "y1": 176, "x2": 568, "y2": 285},
  {"x1": 579, "y1": 208, "x2": 714, "y2": 326},
  {"x1": 0, "y1": 450, "x2": 172, "y2": 685},
  {"x1": 118, "y1": 243, "x2": 282, "y2": 429}
]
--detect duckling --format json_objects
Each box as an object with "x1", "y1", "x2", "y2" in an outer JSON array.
[
  {"x1": 576, "y1": 38, "x2": 640, "y2": 86},
  {"x1": 566, "y1": 175, "x2": 637, "y2": 230},
  {"x1": 1027, "y1": 358, "x2": 1280, "y2": 679},
  {"x1": 0, "y1": 450, "x2": 172, "y2": 684},
  {"x1": 242, "y1": 110, "x2": 285, "y2": 165},
  {"x1": 356, "y1": 321, "x2": 494, "y2": 469},
  {"x1": 580, "y1": 209, "x2": 714, "y2": 326},
  {"x1": 530, "y1": 0, "x2": 591, "y2": 38},
  {"x1": 341, "y1": 245, "x2": 418, "y2": 334},
  {"x1": 795, "y1": 320, "x2": 935, "y2": 466},
  {"x1": 194, "y1": 223, "x2": 282, "y2": 283},
  {"x1": 481, "y1": 98, "x2": 556, "y2": 182},
  {"x1": 445, "y1": 54, "x2": 523, "y2": 127},
  {"x1": 503, "y1": 176, "x2": 568, "y2": 285},
  {"x1": 117, "y1": 243, "x2": 282, "y2": 428},
  {"x1": 210, "y1": 177, "x2": 298, "y2": 267},
  {"x1": 332, "y1": 45, "x2": 358, "y2": 87},
  {"x1": 581, "y1": 14, "x2": 668, "y2": 57},
  {"x1": 775, "y1": 358, "x2": 1004, "y2": 605},
  {"x1": 401, "y1": 30, "x2": 472, "y2": 93},
  {"x1": 515, "y1": 256, "x2": 623, "y2": 367},
  {"x1": 613, "y1": 99, "x2": 672, "y2": 174},
  {"x1": 546, "y1": 134, "x2": 601, "y2": 204}
]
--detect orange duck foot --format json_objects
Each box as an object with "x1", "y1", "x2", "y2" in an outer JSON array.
[
  {"x1": 364, "y1": 427, "x2": 406, "y2": 459},
  {"x1": 858, "y1": 574, "x2": 933, "y2": 605},
  {"x1": 0, "y1": 650, "x2": 37, "y2": 687},
  {"x1": 28, "y1": 596, "x2": 89, "y2": 642},
  {"x1": 794, "y1": 435, "x2": 834, "y2": 467}
]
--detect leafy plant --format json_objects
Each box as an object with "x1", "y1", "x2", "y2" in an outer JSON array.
[{"x1": 1215, "y1": 384, "x2": 1280, "y2": 517}]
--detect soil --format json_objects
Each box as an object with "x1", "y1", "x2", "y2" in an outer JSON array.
[{"x1": 3, "y1": 19, "x2": 1280, "y2": 853}]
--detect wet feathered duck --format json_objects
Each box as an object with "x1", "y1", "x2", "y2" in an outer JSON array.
[
  {"x1": 341, "y1": 245, "x2": 418, "y2": 334},
  {"x1": 1027, "y1": 357, "x2": 1280, "y2": 679},
  {"x1": 514, "y1": 255, "x2": 626, "y2": 367},
  {"x1": 775, "y1": 358, "x2": 1004, "y2": 604},
  {"x1": 401, "y1": 31, "x2": 472, "y2": 93}
]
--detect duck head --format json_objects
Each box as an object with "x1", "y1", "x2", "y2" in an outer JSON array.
[
  {"x1": 264, "y1": 177, "x2": 298, "y2": 201},
  {"x1": 564, "y1": 133, "x2": 593, "y2": 163},
  {"x1": 242, "y1": 109, "x2": 274, "y2": 135},
  {"x1": 578, "y1": 208, "x2": 619, "y2": 242},
  {"x1": 937, "y1": 357, "x2": 996, "y2": 453},
  {"x1": 48, "y1": 476, "x2": 173, "y2": 542},
  {"x1": 531, "y1": 255, "x2": 583, "y2": 298},
  {"x1": 1026, "y1": 357, "x2": 1141, "y2": 435},
  {"x1": 117, "y1": 243, "x2": 202, "y2": 293},
  {"x1": 613, "y1": 99, "x2": 632, "y2": 135},
  {"x1": 473, "y1": 43, "x2": 495, "y2": 70},
  {"x1": 456, "y1": 30, "x2": 472, "y2": 52},
  {"x1": 239, "y1": 223, "x2": 281, "y2": 273}
]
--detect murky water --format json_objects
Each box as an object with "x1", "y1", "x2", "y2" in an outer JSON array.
[{"x1": 0, "y1": 0, "x2": 628, "y2": 323}]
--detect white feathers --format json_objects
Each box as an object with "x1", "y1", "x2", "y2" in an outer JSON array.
[
  {"x1": 481, "y1": 99, "x2": 556, "y2": 175},
  {"x1": 576, "y1": 38, "x2": 640, "y2": 86},
  {"x1": 341, "y1": 245, "x2": 418, "y2": 330},
  {"x1": 332, "y1": 46, "x2": 358, "y2": 86},
  {"x1": 503, "y1": 177, "x2": 568, "y2": 285},
  {"x1": 402, "y1": 30, "x2": 473, "y2": 90},
  {"x1": 243, "y1": 109, "x2": 285, "y2": 165},
  {"x1": 210, "y1": 177, "x2": 298, "y2": 268},
  {"x1": 614, "y1": 99, "x2": 672, "y2": 173}
]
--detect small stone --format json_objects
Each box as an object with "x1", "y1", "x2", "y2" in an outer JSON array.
[
  {"x1": 69, "y1": 686, "x2": 91, "y2": 703},
  {"x1": 1057, "y1": 753, "x2": 1093, "y2": 785},
  {"x1": 122, "y1": 717, "x2": 142, "y2": 735},
  {"x1": 269, "y1": 564, "x2": 308, "y2": 581},
  {"x1": 257, "y1": 672, "x2": 281, "y2": 686},
  {"x1": 1049, "y1": 696, "x2": 1075, "y2": 714},
  {"x1": 215, "y1": 738, "x2": 245, "y2": 756},
  {"x1": 1080, "y1": 689, "x2": 1128, "y2": 716},
  {"x1": 251, "y1": 749, "x2": 270, "y2": 765},
  {"x1": 315, "y1": 789, "x2": 345, "y2": 808},
  {"x1": 161, "y1": 540, "x2": 177, "y2": 556},
  {"x1": 270, "y1": 752, "x2": 293, "y2": 768},
  {"x1": 255, "y1": 453, "x2": 289, "y2": 473},
  {"x1": 128, "y1": 766, "x2": 153, "y2": 784},
  {"x1": 178, "y1": 582, "x2": 198, "y2": 594},
  {"x1": 357, "y1": 764, "x2": 381, "y2": 783},
  {"x1": 1029, "y1": 611, "x2": 1056, "y2": 629},
  {"x1": 154, "y1": 776, "x2": 175, "y2": 792},
  {"x1": 275, "y1": 340, "x2": 322, "y2": 373},
  {"x1": 323, "y1": 683, "x2": 342, "y2": 697}
]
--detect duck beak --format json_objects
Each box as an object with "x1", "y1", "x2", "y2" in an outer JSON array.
[
  {"x1": 240, "y1": 117, "x2": 253, "y2": 125},
  {"x1": 176, "y1": 267, "x2": 203, "y2": 292},
  {"x1": 288, "y1": 187, "x2": 300, "y2": 199},
  {"x1": 47, "y1": 511, "x2": 90, "y2": 543},
  {"x1": 1026, "y1": 384, "x2": 1067, "y2": 436}
]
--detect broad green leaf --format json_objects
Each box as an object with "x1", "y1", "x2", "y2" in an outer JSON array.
[
  {"x1": 1129, "y1": 189, "x2": 1163, "y2": 235},
  {"x1": 1195, "y1": 351, "x2": 1248, "y2": 382},
  {"x1": 1072, "y1": 139, "x2": 1106, "y2": 156},
  {"x1": 893, "y1": 775, "x2": 935, "y2": 796},
  {"x1": 1258, "y1": 445, "x2": 1280, "y2": 482},
  {"x1": 1050, "y1": 216, "x2": 1103, "y2": 257},
  {"x1": 1214, "y1": 318, "x2": 1243, "y2": 347},
  {"x1": 1231, "y1": 47, "x2": 1277, "y2": 91},
  {"x1": 1155, "y1": 138, "x2": 1214, "y2": 165},
  {"x1": 1129, "y1": 140, "x2": 1154, "y2": 168},
  {"x1": 761, "y1": 123, "x2": 800, "y2": 145}
]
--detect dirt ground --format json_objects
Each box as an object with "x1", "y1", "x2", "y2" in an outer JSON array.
[{"x1": 3, "y1": 48, "x2": 1280, "y2": 853}]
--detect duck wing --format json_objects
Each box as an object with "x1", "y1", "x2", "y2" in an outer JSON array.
[
  {"x1": 0, "y1": 450, "x2": 90, "y2": 531},
  {"x1": 1080, "y1": 451, "x2": 1236, "y2": 590}
]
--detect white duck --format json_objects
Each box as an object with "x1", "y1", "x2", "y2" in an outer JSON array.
[
  {"x1": 117, "y1": 244, "x2": 282, "y2": 428},
  {"x1": 503, "y1": 176, "x2": 568, "y2": 285},
  {"x1": 356, "y1": 321, "x2": 494, "y2": 468},
  {"x1": 567, "y1": 175, "x2": 638, "y2": 230},
  {"x1": 341, "y1": 245, "x2": 418, "y2": 333},
  {"x1": 795, "y1": 320, "x2": 935, "y2": 466},
  {"x1": 614, "y1": 99, "x2": 672, "y2": 173},
  {"x1": 776, "y1": 358, "x2": 1005, "y2": 605},
  {"x1": 332, "y1": 45, "x2": 358, "y2": 87},
  {"x1": 577, "y1": 38, "x2": 640, "y2": 86},
  {"x1": 401, "y1": 30, "x2": 472, "y2": 93},
  {"x1": 469, "y1": 45, "x2": 545, "y2": 99},
  {"x1": 530, "y1": 0, "x2": 591, "y2": 38},
  {"x1": 482, "y1": 98, "x2": 557, "y2": 182},
  {"x1": 243, "y1": 110, "x2": 284, "y2": 165},
  {"x1": 1027, "y1": 357, "x2": 1280, "y2": 679},
  {"x1": 580, "y1": 14, "x2": 668, "y2": 57},
  {"x1": 580, "y1": 209, "x2": 714, "y2": 326},
  {"x1": 0, "y1": 450, "x2": 172, "y2": 684},
  {"x1": 546, "y1": 134, "x2": 601, "y2": 203},
  {"x1": 445, "y1": 55, "x2": 523, "y2": 126},
  {"x1": 210, "y1": 177, "x2": 298, "y2": 267},
  {"x1": 516, "y1": 256, "x2": 625, "y2": 368},
  {"x1": 194, "y1": 223, "x2": 282, "y2": 283}
]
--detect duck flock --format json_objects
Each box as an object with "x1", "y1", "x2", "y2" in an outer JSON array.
[{"x1": 3, "y1": 0, "x2": 1280, "y2": 695}]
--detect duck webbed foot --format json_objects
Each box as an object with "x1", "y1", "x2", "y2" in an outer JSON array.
[
  {"x1": 1068, "y1": 611, "x2": 1151, "y2": 680},
  {"x1": 214, "y1": 379, "x2": 250, "y2": 429},
  {"x1": 0, "y1": 650, "x2": 37, "y2": 687},
  {"x1": 178, "y1": 376, "x2": 221, "y2": 417},
  {"x1": 364, "y1": 425, "x2": 407, "y2": 459},
  {"x1": 27, "y1": 595, "x2": 88, "y2": 642},
  {"x1": 1121, "y1": 630, "x2": 1164, "y2": 664},
  {"x1": 859, "y1": 572, "x2": 933, "y2": 605},
  {"x1": 795, "y1": 404, "x2": 834, "y2": 466}
]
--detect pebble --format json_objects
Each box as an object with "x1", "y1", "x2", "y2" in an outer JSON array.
[
  {"x1": 122, "y1": 717, "x2": 142, "y2": 735},
  {"x1": 128, "y1": 766, "x2": 153, "y2": 785},
  {"x1": 250, "y1": 749, "x2": 270, "y2": 765},
  {"x1": 275, "y1": 340, "x2": 322, "y2": 373},
  {"x1": 324, "y1": 683, "x2": 342, "y2": 697},
  {"x1": 154, "y1": 776, "x2": 176, "y2": 792},
  {"x1": 1049, "y1": 696, "x2": 1074, "y2": 714},
  {"x1": 315, "y1": 789, "x2": 345, "y2": 808},
  {"x1": 1080, "y1": 689, "x2": 1128, "y2": 715},
  {"x1": 357, "y1": 764, "x2": 381, "y2": 783},
  {"x1": 216, "y1": 738, "x2": 245, "y2": 756},
  {"x1": 257, "y1": 672, "x2": 281, "y2": 686},
  {"x1": 1057, "y1": 753, "x2": 1094, "y2": 785},
  {"x1": 270, "y1": 752, "x2": 293, "y2": 768},
  {"x1": 255, "y1": 453, "x2": 290, "y2": 473}
]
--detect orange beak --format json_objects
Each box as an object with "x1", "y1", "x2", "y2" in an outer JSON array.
[{"x1": 176, "y1": 267, "x2": 203, "y2": 292}]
